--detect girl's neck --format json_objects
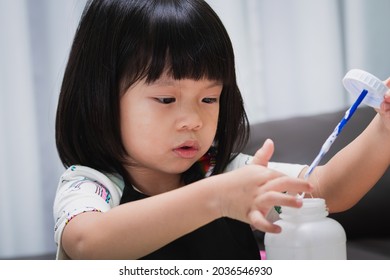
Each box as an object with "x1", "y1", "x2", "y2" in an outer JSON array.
[{"x1": 127, "y1": 169, "x2": 183, "y2": 196}]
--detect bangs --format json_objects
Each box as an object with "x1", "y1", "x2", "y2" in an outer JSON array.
[
  {"x1": 56, "y1": 0, "x2": 248, "y2": 182},
  {"x1": 118, "y1": 0, "x2": 235, "y2": 90}
]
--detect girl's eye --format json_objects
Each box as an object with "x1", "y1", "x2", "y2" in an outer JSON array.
[
  {"x1": 202, "y1": 97, "x2": 218, "y2": 104},
  {"x1": 155, "y1": 97, "x2": 176, "y2": 104}
]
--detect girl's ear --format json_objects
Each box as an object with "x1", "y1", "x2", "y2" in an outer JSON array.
[{"x1": 251, "y1": 138, "x2": 274, "y2": 167}]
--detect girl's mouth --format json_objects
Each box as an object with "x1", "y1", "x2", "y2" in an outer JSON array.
[{"x1": 173, "y1": 141, "x2": 200, "y2": 159}]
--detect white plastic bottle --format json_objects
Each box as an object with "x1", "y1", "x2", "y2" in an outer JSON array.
[{"x1": 264, "y1": 198, "x2": 346, "y2": 260}]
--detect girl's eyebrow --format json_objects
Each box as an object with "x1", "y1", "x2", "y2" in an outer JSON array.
[
  {"x1": 206, "y1": 81, "x2": 223, "y2": 88},
  {"x1": 149, "y1": 79, "x2": 176, "y2": 87}
]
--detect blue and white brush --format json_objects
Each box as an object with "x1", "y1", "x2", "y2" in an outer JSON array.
[{"x1": 300, "y1": 89, "x2": 368, "y2": 198}]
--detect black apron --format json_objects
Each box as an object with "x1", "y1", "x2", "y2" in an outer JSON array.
[{"x1": 120, "y1": 185, "x2": 260, "y2": 260}]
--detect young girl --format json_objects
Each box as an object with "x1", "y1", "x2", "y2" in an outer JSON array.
[{"x1": 54, "y1": 0, "x2": 390, "y2": 260}]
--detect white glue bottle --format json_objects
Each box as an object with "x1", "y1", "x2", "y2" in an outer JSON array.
[{"x1": 264, "y1": 198, "x2": 347, "y2": 260}]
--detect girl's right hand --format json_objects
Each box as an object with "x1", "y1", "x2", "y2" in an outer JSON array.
[{"x1": 214, "y1": 139, "x2": 313, "y2": 233}]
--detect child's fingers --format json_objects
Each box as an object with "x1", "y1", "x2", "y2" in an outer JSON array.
[
  {"x1": 384, "y1": 89, "x2": 390, "y2": 104},
  {"x1": 253, "y1": 190, "x2": 303, "y2": 211},
  {"x1": 384, "y1": 77, "x2": 390, "y2": 88},
  {"x1": 248, "y1": 210, "x2": 281, "y2": 233},
  {"x1": 381, "y1": 78, "x2": 390, "y2": 106},
  {"x1": 381, "y1": 98, "x2": 390, "y2": 112},
  {"x1": 379, "y1": 87, "x2": 390, "y2": 117},
  {"x1": 258, "y1": 176, "x2": 314, "y2": 194},
  {"x1": 252, "y1": 139, "x2": 274, "y2": 166}
]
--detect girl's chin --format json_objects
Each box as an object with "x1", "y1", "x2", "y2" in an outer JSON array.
[
  {"x1": 125, "y1": 156, "x2": 201, "y2": 175},
  {"x1": 168, "y1": 160, "x2": 200, "y2": 174}
]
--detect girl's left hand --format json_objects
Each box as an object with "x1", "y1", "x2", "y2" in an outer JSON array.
[{"x1": 377, "y1": 78, "x2": 390, "y2": 131}]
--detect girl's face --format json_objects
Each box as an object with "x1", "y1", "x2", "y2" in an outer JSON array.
[{"x1": 120, "y1": 74, "x2": 222, "y2": 190}]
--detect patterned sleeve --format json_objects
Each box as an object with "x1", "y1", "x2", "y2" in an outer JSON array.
[{"x1": 53, "y1": 165, "x2": 123, "y2": 259}]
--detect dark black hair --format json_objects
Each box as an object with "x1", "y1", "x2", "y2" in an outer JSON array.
[{"x1": 55, "y1": 0, "x2": 250, "y2": 184}]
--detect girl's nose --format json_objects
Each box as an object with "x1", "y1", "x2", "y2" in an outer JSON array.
[{"x1": 176, "y1": 106, "x2": 203, "y2": 131}]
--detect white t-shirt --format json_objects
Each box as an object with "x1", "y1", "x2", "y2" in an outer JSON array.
[{"x1": 53, "y1": 153, "x2": 305, "y2": 259}]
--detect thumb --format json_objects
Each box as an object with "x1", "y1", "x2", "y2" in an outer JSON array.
[{"x1": 252, "y1": 138, "x2": 274, "y2": 166}]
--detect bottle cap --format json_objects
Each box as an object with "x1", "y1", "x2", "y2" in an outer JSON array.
[{"x1": 342, "y1": 69, "x2": 388, "y2": 109}]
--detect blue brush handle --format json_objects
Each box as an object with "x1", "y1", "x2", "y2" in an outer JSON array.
[{"x1": 303, "y1": 89, "x2": 368, "y2": 180}]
